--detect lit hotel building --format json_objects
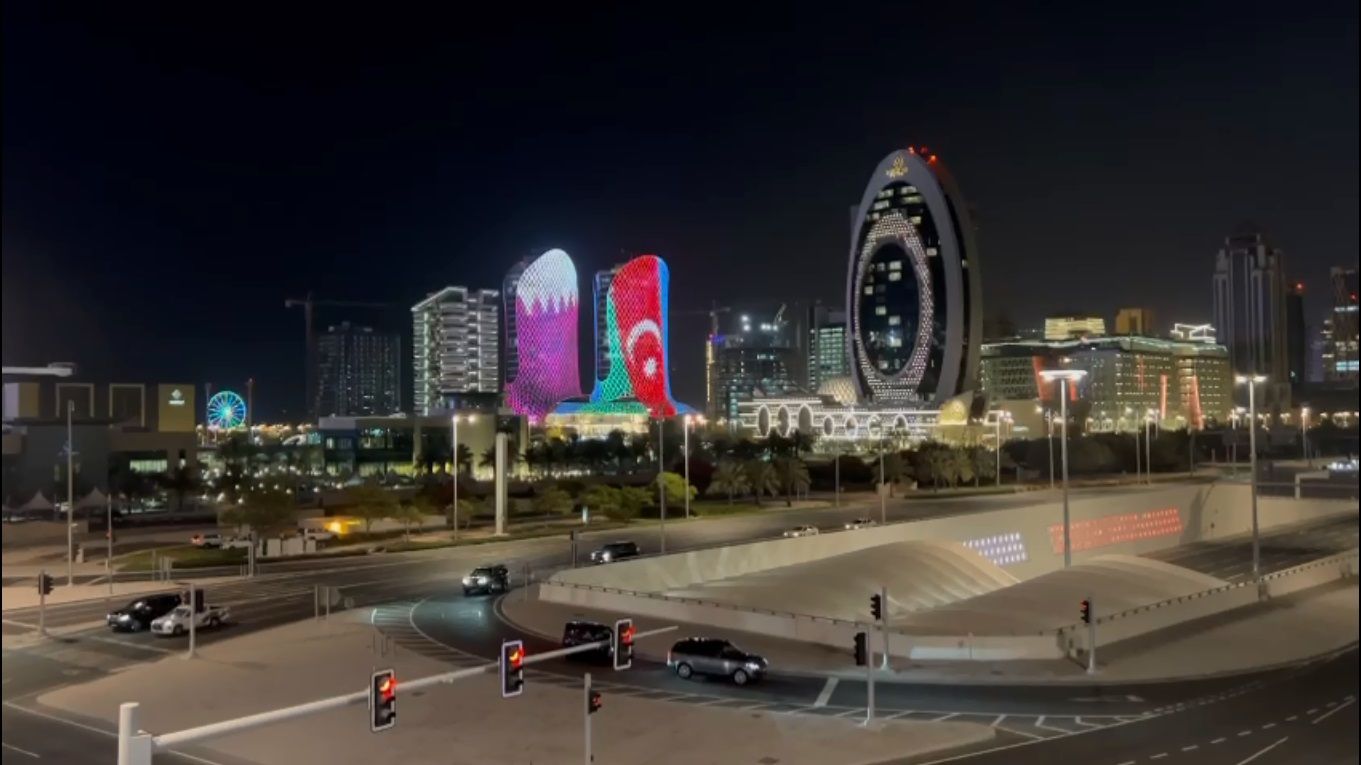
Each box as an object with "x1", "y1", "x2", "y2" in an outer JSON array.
[{"x1": 411, "y1": 286, "x2": 500, "y2": 415}]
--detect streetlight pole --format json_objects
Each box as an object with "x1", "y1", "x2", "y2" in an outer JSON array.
[
  {"x1": 1145, "y1": 409, "x2": 1154, "y2": 485},
  {"x1": 450, "y1": 414, "x2": 475, "y2": 541},
  {"x1": 834, "y1": 441, "x2": 841, "y2": 507},
  {"x1": 67, "y1": 400, "x2": 75, "y2": 586},
  {"x1": 878, "y1": 427, "x2": 886, "y2": 525},
  {"x1": 1301, "y1": 406, "x2": 1310, "y2": 467},
  {"x1": 993, "y1": 415, "x2": 1002, "y2": 487},
  {"x1": 658, "y1": 416, "x2": 667, "y2": 554},
  {"x1": 1237, "y1": 374, "x2": 1266, "y2": 580},
  {"x1": 1040, "y1": 369, "x2": 1087, "y2": 568},
  {"x1": 1128, "y1": 407, "x2": 1141, "y2": 484},
  {"x1": 1047, "y1": 411, "x2": 1055, "y2": 490}
]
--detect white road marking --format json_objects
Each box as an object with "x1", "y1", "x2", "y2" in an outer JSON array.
[
  {"x1": 996, "y1": 726, "x2": 1043, "y2": 740},
  {"x1": 1238, "y1": 729, "x2": 1252, "y2": 736},
  {"x1": 1306, "y1": 707, "x2": 1318, "y2": 714},
  {"x1": 1261, "y1": 722, "x2": 1275, "y2": 730},
  {"x1": 1285, "y1": 715, "x2": 1297, "y2": 721},
  {"x1": 884, "y1": 710, "x2": 917, "y2": 720},
  {"x1": 1211, "y1": 737, "x2": 1228, "y2": 744},
  {"x1": 989, "y1": 714, "x2": 1006, "y2": 727},
  {"x1": 1072, "y1": 717, "x2": 1101, "y2": 728},
  {"x1": 813, "y1": 677, "x2": 838, "y2": 708},
  {"x1": 2, "y1": 703, "x2": 114, "y2": 737},
  {"x1": 1311, "y1": 697, "x2": 1355, "y2": 725},
  {"x1": 1033, "y1": 716, "x2": 1073, "y2": 734},
  {"x1": 1182, "y1": 744, "x2": 1199, "y2": 752},
  {"x1": 834, "y1": 708, "x2": 864, "y2": 718},
  {"x1": 1234, "y1": 736, "x2": 1289, "y2": 765},
  {"x1": 1, "y1": 619, "x2": 36, "y2": 629},
  {"x1": 930, "y1": 712, "x2": 959, "y2": 722},
  {"x1": 1150, "y1": 753, "x2": 1167, "y2": 760},
  {"x1": 2, "y1": 742, "x2": 39, "y2": 758}
]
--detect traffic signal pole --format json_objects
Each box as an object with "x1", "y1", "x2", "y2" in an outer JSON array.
[
  {"x1": 863, "y1": 636, "x2": 875, "y2": 726},
  {"x1": 584, "y1": 672, "x2": 593, "y2": 765},
  {"x1": 879, "y1": 585, "x2": 890, "y2": 671},
  {"x1": 38, "y1": 569, "x2": 48, "y2": 637},
  {"x1": 1086, "y1": 595, "x2": 1097, "y2": 675}
]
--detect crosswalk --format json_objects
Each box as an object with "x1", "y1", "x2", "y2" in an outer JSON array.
[{"x1": 363, "y1": 601, "x2": 1143, "y2": 743}]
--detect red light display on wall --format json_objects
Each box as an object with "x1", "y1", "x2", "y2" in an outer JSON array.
[{"x1": 1048, "y1": 507, "x2": 1183, "y2": 554}]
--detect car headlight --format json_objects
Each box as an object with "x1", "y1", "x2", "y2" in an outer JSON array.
[
  {"x1": 476, "y1": 577, "x2": 488, "y2": 584},
  {"x1": 461, "y1": 577, "x2": 472, "y2": 585},
  {"x1": 744, "y1": 661, "x2": 762, "y2": 670}
]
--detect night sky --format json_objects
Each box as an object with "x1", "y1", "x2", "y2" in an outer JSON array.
[{"x1": 3, "y1": 3, "x2": 1357, "y2": 419}]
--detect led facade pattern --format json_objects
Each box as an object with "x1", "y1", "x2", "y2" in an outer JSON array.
[
  {"x1": 962, "y1": 532, "x2": 1028, "y2": 567},
  {"x1": 206, "y1": 390, "x2": 247, "y2": 429},
  {"x1": 504, "y1": 249, "x2": 583, "y2": 424},
  {"x1": 846, "y1": 148, "x2": 983, "y2": 406},
  {"x1": 588, "y1": 255, "x2": 688, "y2": 418},
  {"x1": 1047, "y1": 507, "x2": 1183, "y2": 554}
]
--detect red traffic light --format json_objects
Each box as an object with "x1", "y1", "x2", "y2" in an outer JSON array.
[
  {"x1": 508, "y1": 646, "x2": 524, "y2": 669},
  {"x1": 621, "y1": 625, "x2": 635, "y2": 646},
  {"x1": 588, "y1": 690, "x2": 603, "y2": 715},
  {"x1": 379, "y1": 676, "x2": 396, "y2": 700}
]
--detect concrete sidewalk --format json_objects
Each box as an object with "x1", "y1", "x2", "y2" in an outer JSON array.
[
  {"x1": 35, "y1": 612, "x2": 993, "y2": 765},
  {"x1": 502, "y1": 578, "x2": 1360, "y2": 686},
  {"x1": 2, "y1": 576, "x2": 240, "y2": 612}
]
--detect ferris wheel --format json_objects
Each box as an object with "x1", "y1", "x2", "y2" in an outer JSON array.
[{"x1": 206, "y1": 390, "x2": 247, "y2": 429}]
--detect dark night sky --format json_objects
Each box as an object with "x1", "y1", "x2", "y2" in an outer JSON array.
[{"x1": 4, "y1": 3, "x2": 1357, "y2": 419}]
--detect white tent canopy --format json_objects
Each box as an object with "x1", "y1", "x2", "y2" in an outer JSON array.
[
  {"x1": 19, "y1": 491, "x2": 54, "y2": 511},
  {"x1": 76, "y1": 488, "x2": 108, "y2": 509}
]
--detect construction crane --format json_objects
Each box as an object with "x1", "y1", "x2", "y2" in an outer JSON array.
[{"x1": 284, "y1": 292, "x2": 390, "y2": 419}]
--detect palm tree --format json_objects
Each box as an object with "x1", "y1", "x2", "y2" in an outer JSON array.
[
  {"x1": 742, "y1": 460, "x2": 779, "y2": 506},
  {"x1": 455, "y1": 444, "x2": 474, "y2": 476},
  {"x1": 790, "y1": 430, "x2": 815, "y2": 457},
  {"x1": 773, "y1": 457, "x2": 811, "y2": 507},
  {"x1": 159, "y1": 464, "x2": 202, "y2": 512},
  {"x1": 710, "y1": 461, "x2": 750, "y2": 505}
]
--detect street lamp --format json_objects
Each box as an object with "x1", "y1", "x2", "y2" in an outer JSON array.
[
  {"x1": 989, "y1": 411, "x2": 1011, "y2": 487},
  {"x1": 66, "y1": 400, "x2": 75, "y2": 586},
  {"x1": 657, "y1": 416, "x2": 668, "y2": 554},
  {"x1": 1300, "y1": 406, "x2": 1311, "y2": 466},
  {"x1": 1038, "y1": 406, "x2": 1055, "y2": 490},
  {"x1": 451, "y1": 413, "x2": 477, "y2": 541},
  {"x1": 1125, "y1": 406, "x2": 1141, "y2": 484},
  {"x1": 1235, "y1": 374, "x2": 1267, "y2": 579},
  {"x1": 1039, "y1": 369, "x2": 1088, "y2": 567},
  {"x1": 1145, "y1": 408, "x2": 1157, "y2": 485},
  {"x1": 683, "y1": 414, "x2": 705, "y2": 520}
]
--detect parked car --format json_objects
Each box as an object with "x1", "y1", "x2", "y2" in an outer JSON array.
[
  {"x1": 106, "y1": 593, "x2": 182, "y2": 632},
  {"x1": 221, "y1": 536, "x2": 253, "y2": 550},
  {"x1": 462, "y1": 564, "x2": 510, "y2": 596},
  {"x1": 190, "y1": 532, "x2": 224, "y2": 549},
  {"x1": 843, "y1": 518, "x2": 876, "y2": 530},
  {"x1": 667, "y1": 637, "x2": 768, "y2": 685},
  {"x1": 561, "y1": 620, "x2": 613, "y2": 663},
  {"x1": 151, "y1": 604, "x2": 229, "y2": 636},
  {"x1": 296, "y1": 528, "x2": 336, "y2": 542},
  {"x1": 782, "y1": 525, "x2": 819, "y2": 538},
  {"x1": 589, "y1": 541, "x2": 640, "y2": 564}
]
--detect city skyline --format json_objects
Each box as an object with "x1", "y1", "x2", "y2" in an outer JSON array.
[{"x1": 3, "y1": 4, "x2": 1357, "y2": 418}]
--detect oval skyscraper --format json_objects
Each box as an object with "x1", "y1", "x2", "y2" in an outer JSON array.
[{"x1": 846, "y1": 147, "x2": 983, "y2": 406}]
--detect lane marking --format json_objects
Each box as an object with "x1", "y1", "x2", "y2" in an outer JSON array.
[
  {"x1": 1, "y1": 742, "x2": 39, "y2": 758},
  {"x1": 1182, "y1": 744, "x2": 1198, "y2": 752},
  {"x1": 2, "y1": 702, "x2": 114, "y2": 737},
  {"x1": 931, "y1": 712, "x2": 959, "y2": 722},
  {"x1": 1211, "y1": 737, "x2": 1227, "y2": 744},
  {"x1": 1234, "y1": 736, "x2": 1289, "y2": 765},
  {"x1": 1238, "y1": 729, "x2": 1252, "y2": 736},
  {"x1": 1, "y1": 620, "x2": 36, "y2": 629},
  {"x1": 1306, "y1": 708, "x2": 1318, "y2": 714},
  {"x1": 1311, "y1": 697, "x2": 1355, "y2": 725},
  {"x1": 1072, "y1": 717, "x2": 1101, "y2": 728},
  {"x1": 989, "y1": 714, "x2": 1006, "y2": 727},
  {"x1": 834, "y1": 708, "x2": 864, "y2": 718},
  {"x1": 813, "y1": 677, "x2": 838, "y2": 708},
  {"x1": 995, "y1": 726, "x2": 1043, "y2": 741},
  {"x1": 1260, "y1": 722, "x2": 1275, "y2": 730},
  {"x1": 1285, "y1": 715, "x2": 1297, "y2": 721},
  {"x1": 883, "y1": 710, "x2": 917, "y2": 720},
  {"x1": 1150, "y1": 754, "x2": 1167, "y2": 760}
]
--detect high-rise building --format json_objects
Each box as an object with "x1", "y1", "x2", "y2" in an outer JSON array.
[
  {"x1": 1114, "y1": 308, "x2": 1155, "y2": 336},
  {"x1": 1212, "y1": 228, "x2": 1290, "y2": 407},
  {"x1": 707, "y1": 308, "x2": 798, "y2": 422},
  {"x1": 1044, "y1": 315, "x2": 1106, "y2": 341},
  {"x1": 592, "y1": 266, "x2": 619, "y2": 387},
  {"x1": 807, "y1": 302, "x2": 849, "y2": 392},
  {"x1": 503, "y1": 249, "x2": 583, "y2": 424},
  {"x1": 1326, "y1": 266, "x2": 1359, "y2": 381},
  {"x1": 846, "y1": 147, "x2": 983, "y2": 405},
  {"x1": 1286, "y1": 281, "x2": 1307, "y2": 390},
  {"x1": 587, "y1": 255, "x2": 688, "y2": 418},
  {"x1": 411, "y1": 286, "x2": 500, "y2": 415},
  {"x1": 314, "y1": 322, "x2": 401, "y2": 417}
]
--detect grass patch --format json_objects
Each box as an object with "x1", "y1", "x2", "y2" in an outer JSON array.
[
  {"x1": 115, "y1": 545, "x2": 247, "y2": 572},
  {"x1": 689, "y1": 502, "x2": 769, "y2": 517},
  {"x1": 380, "y1": 520, "x2": 630, "y2": 553}
]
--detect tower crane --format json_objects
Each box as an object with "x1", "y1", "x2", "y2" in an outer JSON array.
[{"x1": 284, "y1": 292, "x2": 390, "y2": 419}]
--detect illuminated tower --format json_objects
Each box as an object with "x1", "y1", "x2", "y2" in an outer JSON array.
[
  {"x1": 846, "y1": 147, "x2": 983, "y2": 405},
  {"x1": 503, "y1": 249, "x2": 583, "y2": 423},
  {"x1": 589, "y1": 255, "x2": 688, "y2": 418}
]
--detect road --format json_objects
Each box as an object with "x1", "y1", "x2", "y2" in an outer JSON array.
[{"x1": 0, "y1": 486, "x2": 1353, "y2": 764}]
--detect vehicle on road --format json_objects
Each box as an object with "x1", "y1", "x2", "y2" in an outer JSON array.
[
  {"x1": 106, "y1": 594, "x2": 182, "y2": 632},
  {"x1": 190, "y1": 532, "x2": 224, "y2": 548},
  {"x1": 782, "y1": 525, "x2": 819, "y2": 538},
  {"x1": 843, "y1": 518, "x2": 876, "y2": 530},
  {"x1": 561, "y1": 620, "x2": 613, "y2": 662},
  {"x1": 151, "y1": 604, "x2": 229, "y2": 636},
  {"x1": 667, "y1": 637, "x2": 768, "y2": 685},
  {"x1": 221, "y1": 536, "x2": 253, "y2": 550},
  {"x1": 296, "y1": 527, "x2": 336, "y2": 542},
  {"x1": 462, "y1": 564, "x2": 510, "y2": 595},
  {"x1": 589, "y1": 541, "x2": 640, "y2": 564}
]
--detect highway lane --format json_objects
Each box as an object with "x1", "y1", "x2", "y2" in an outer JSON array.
[
  {"x1": 901, "y1": 647, "x2": 1359, "y2": 764},
  {"x1": 1145, "y1": 514, "x2": 1358, "y2": 581}
]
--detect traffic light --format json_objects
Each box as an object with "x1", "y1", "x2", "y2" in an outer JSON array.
[
  {"x1": 869, "y1": 594, "x2": 883, "y2": 621},
  {"x1": 500, "y1": 639, "x2": 525, "y2": 698},
  {"x1": 369, "y1": 669, "x2": 396, "y2": 732},
  {"x1": 38, "y1": 573, "x2": 54, "y2": 596},
  {"x1": 587, "y1": 689, "x2": 603, "y2": 715},
  {"x1": 853, "y1": 631, "x2": 868, "y2": 666},
  {"x1": 1080, "y1": 599, "x2": 1091, "y2": 625},
  {"x1": 612, "y1": 619, "x2": 634, "y2": 671}
]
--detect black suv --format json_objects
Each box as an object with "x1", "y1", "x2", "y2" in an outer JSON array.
[
  {"x1": 461, "y1": 564, "x2": 510, "y2": 596},
  {"x1": 561, "y1": 620, "x2": 613, "y2": 663},
  {"x1": 106, "y1": 593, "x2": 182, "y2": 632},
  {"x1": 589, "y1": 541, "x2": 640, "y2": 564},
  {"x1": 667, "y1": 637, "x2": 768, "y2": 685}
]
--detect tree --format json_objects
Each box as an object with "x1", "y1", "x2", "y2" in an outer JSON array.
[
  {"x1": 533, "y1": 486, "x2": 574, "y2": 516},
  {"x1": 773, "y1": 457, "x2": 811, "y2": 507},
  {"x1": 970, "y1": 446, "x2": 997, "y2": 487},
  {"x1": 581, "y1": 485, "x2": 622, "y2": 520},
  {"x1": 743, "y1": 460, "x2": 779, "y2": 505},
  {"x1": 219, "y1": 504, "x2": 246, "y2": 535},
  {"x1": 389, "y1": 501, "x2": 427, "y2": 540},
  {"x1": 158, "y1": 464, "x2": 202, "y2": 512},
  {"x1": 874, "y1": 452, "x2": 905, "y2": 496},
  {"x1": 659, "y1": 472, "x2": 696, "y2": 507},
  {"x1": 950, "y1": 447, "x2": 974, "y2": 488},
  {"x1": 618, "y1": 486, "x2": 652, "y2": 519},
  {"x1": 454, "y1": 444, "x2": 474, "y2": 476},
  {"x1": 710, "y1": 461, "x2": 749, "y2": 504},
  {"x1": 345, "y1": 483, "x2": 398, "y2": 534},
  {"x1": 448, "y1": 495, "x2": 482, "y2": 531},
  {"x1": 239, "y1": 488, "x2": 296, "y2": 538}
]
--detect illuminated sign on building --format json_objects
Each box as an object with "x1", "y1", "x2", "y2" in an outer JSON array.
[
  {"x1": 1047, "y1": 507, "x2": 1183, "y2": 554},
  {"x1": 504, "y1": 249, "x2": 583, "y2": 424}
]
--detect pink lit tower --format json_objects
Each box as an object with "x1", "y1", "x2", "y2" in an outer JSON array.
[{"x1": 503, "y1": 249, "x2": 583, "y2": 423}]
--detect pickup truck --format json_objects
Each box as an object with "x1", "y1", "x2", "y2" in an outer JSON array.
[{"x1": 150, "y1": 604, "x2": 229, "y2": 636}]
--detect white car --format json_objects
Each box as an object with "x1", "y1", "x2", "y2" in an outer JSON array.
[
  {"x1": 297, "y1": 528, "x2": 335, "y2": 542},
  {"x1": 190, "y1": 532, "x2": 224, "y2": 548},
  {"x1": 783, "y1": 525, "x2": 819, "y2": 538},
  {"x1": 150, "y1": 605, "x2": 229, "y2": 636},
  {"x1": 843, "y1": 518, "x2": 877, "y2": 530},
  {"x1": 221, "y1": 536, "x2": 253, "y2": 550}
]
